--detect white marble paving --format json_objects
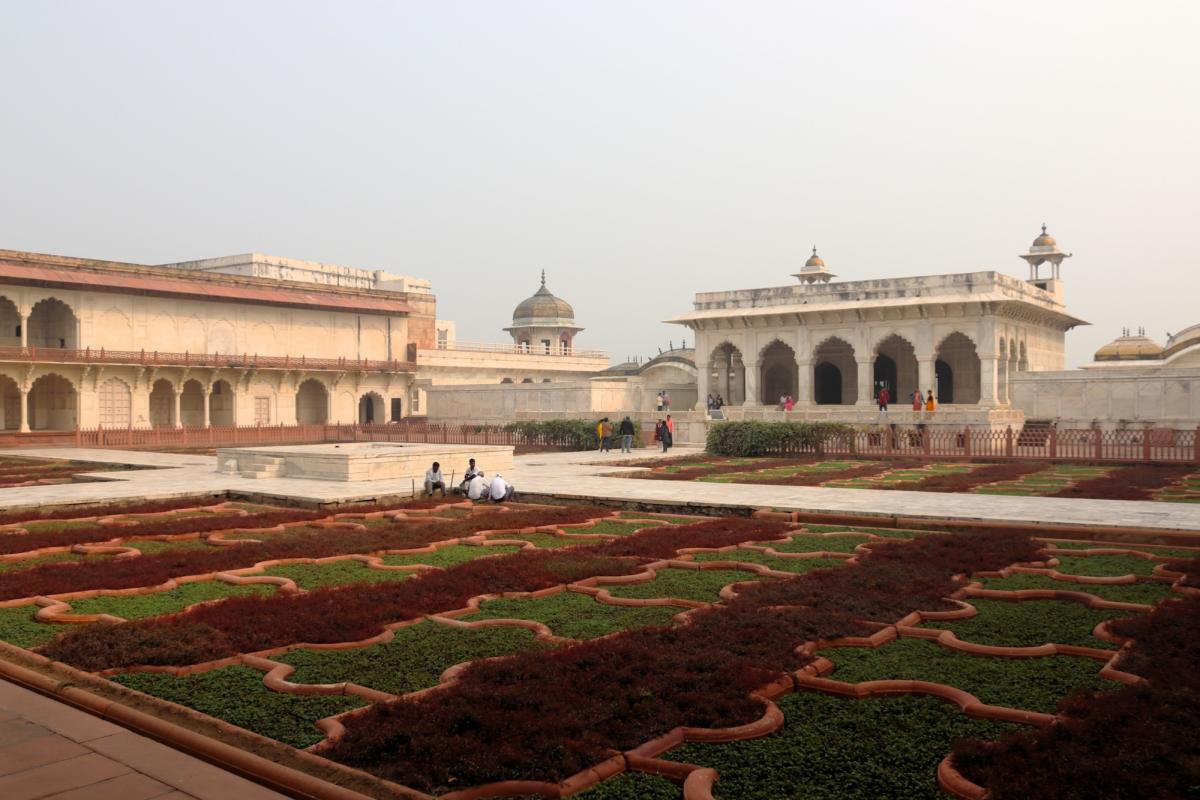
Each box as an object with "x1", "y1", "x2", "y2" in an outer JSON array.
[{"x1": 0, "y1": 446, "x2": 1197, "y2": 533}]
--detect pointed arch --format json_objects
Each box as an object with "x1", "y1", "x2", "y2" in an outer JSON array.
[
  {"x1": 28, "y1": 372, "x2": 77, "y2": 430},
  {"x1": 934, "y1": 332, "x2": 981, "y2": 404},
  {"x1": 759, "y1": 339, "x2": 798, "y2": 405},
  {"x1": 28, "y1": 298, "x2": 78, "y2": 349},
  {"x1": 812, "y1": 337, "x2": 857, "y2": 405},
  {"x1": 709, "y1": 342, "x2": 746, "y2": 405}
]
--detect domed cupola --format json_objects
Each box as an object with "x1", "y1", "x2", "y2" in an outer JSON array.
[
  {"x1": 504, "y1": 271, "x2": 584, "y2": 354},
  {"x1": 792, "y1": 246, "x2": 837, "y2": 285},
  {"x1": 1093, "y1": 327, "x2": 1164, "y2": 362},
  {"x1": 1019, "y1": 223, "x2": 1072, "y2": 282}
]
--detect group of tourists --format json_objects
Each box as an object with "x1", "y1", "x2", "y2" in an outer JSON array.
[
  {"x1": 777, "y1": 394, "x2": 796, "y2": 411},
  {"x1": 597, "y1": 416, "x2": 637, "y2": 454},
  {"x1": 655, "y1": 390, "x2": 672, "y2": 412},
  {"x1": 705, "y1": 394, "x2": 726, "y2": 410},
  {"x1": 423, "y1": 458, "x2": 514, "y2": 502},
  {"x1": 875, "y1": 387, "x2": 937, "y2": 412}
]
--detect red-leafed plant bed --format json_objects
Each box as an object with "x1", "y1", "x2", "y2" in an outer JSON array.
[{"x1": 1050, "y1": 463, "x2": 1198, "y2": 501}]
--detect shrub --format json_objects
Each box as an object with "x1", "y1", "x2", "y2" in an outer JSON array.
[
  {"x1": 706, "y1": 421, "x2": 854, "y2": 457},
  {"x1": 504, "y1": 419, "x2": 600, "y2": 450}
]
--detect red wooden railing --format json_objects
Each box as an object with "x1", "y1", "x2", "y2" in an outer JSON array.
[
  {"x1": 0, "y1": 423, "x2": 1194, "y2": 464},
  {"x1": 0, "y1": 346, "x2": 415, "y2": 373}
]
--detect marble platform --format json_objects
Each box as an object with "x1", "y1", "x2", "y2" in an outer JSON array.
[{"x1": 216, "y1": 442, "x2": 513, "y2": 482}]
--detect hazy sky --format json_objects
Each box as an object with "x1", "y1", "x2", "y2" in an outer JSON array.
[{"x1": 2, "y1": 1, "x2": 1197, "y2": 367}]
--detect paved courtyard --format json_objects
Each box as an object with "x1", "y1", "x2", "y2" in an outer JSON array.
[{"x1": 0, "y1": 446, "x2": 1198, "y2": 533}]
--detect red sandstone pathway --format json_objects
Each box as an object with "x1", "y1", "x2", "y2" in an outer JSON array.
[{"x1": 0, "y1": 679, "x2": 287, "y2": 800}]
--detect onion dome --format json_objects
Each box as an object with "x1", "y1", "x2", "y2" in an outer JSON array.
[
  {"x1": 512, "y1": 271, "x2": 575, "y2": 324},
  {"x1": 793, "y1": 246, "x2": 836, "y2": 284},
  {"x1": 803, "y1": 247, "x2": 825, "y2": 269},
  {"x1": 1031, "y1": 223, "x2": 1057, "y2": 248}
]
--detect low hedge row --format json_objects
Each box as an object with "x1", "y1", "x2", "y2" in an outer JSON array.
[
  {"x1": 319, "y1": 529, "x2": 1042, "y2": 792},
  {"x1": 706, "y1": 421, "x2": 854, "y2": 457},
  {"x1": 503, "y1": 419, "x2": 642, "y2": 450}
]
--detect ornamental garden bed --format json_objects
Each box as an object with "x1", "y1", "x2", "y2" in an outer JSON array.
[
  {"x1": 0, "y1": 455, "x2": 132, "y2": 487},
  {"x1": 0, "y1": 495, "x2": 1195, "y2": 798},
  {"x1": 623, "y1": 456, "x2": 1200, "y2": 501}
]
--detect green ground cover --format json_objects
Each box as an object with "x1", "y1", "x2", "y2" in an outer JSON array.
[
  {"x1": 0, "y1": 605, "x2": 60, "y2": 648},
  {"x1": 261, "y1": 560, "x2": 418, "y2": 589},
  {"x1": 975, "y1": 573, "x2": 1173, "y2": 605},
  {"x1": 465, "y1": 591, "x2": 683, "y2": 639},
  {"x1": 615, "y1": 512, "x2": 701, "y2": 525},
  {"x1": 974, "y1": 465, "x2": 1112, "y2": 496},
  {"x1": 667, "y1": 692, "x2": 1018, "y2": 800},
  {"x1": 10, "y1": 519, "x2": 100, "y2": 533},
  {"x1": 821, "y1": 637, "x2": 1119, "y2": 714},
  {"x1": 69, "y1": 581, "x2": 274, "y2": 619},
  {"x1": 921, "y1": 599, "x2": 1129, "y2": 650},
  {"x1": 1044, "y1": 540, "x2": 1199, "y2": 558},
  {"x1": 1051, "y1": 554, "x2": 1162, "y2": 577},
  {"x1": 767, "y1": 534, "x2": 873, "y2": 553},
  {"x1": 697, "y1": 460, "x2": 871, "y2": 483},
  {"x1": 278, "y1": 621, "x2": 552, "y2": 696},
  {"x1": 689, "y1": 552, "x2": 844, "y2": 574},
  {"x1": 574, "y1": 771, "x2": 681, "y2": 799},
  {"x1": 481, "y1": 532, "x2": 580, "y2": 549},
  {"x1": 572, "y1": 520, "x2": 665, "y2": 536},
  {"x1": 0, "y1": 552, "x2": 90, "y2": 573},
  {"x1": 604, "y1": 568, "x2": 767, "y2": 603},
  {"x1": 802, "y1": 524, "x2": 923, "y2": 539},
  {"x1": 128, "y1": 538, "x2": 218, "y2": 555},
  {"x1": 380, "y1": 544, "x2": 523, "y2": 568},
  {"x1": 110, "y1": 666, "x2": 365, "y2": 748}
]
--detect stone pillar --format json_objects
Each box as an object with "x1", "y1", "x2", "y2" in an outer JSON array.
[
  {"x1": 979, "y1": 357, "x2": 998, "y2": 406},
  {"x1": 173, "y1": 389, "x2": 183, "y2": 429},
  {"x1": 202, "y1": 386, "x2": 211, "y2": 428},
  {"x1": 694, "y1": 360, "x2": 710, "y2": 411},
  {"x1": 743, "y1": 360, "x2": 760, "y2": 406},
  {"x1": 795, "y1": 359, "x2": 813, "y2": 405},
  {"x1": 19, "y1": 387, "x2": 29, "y2": 432},
  {"x1": 19, "y1": 314, "x2": 28, "y2": 349},
  {"x1": 856, "y1": 358, "x2": 874, "y2": 406},
  {"x1": 917, "y1": 357, "x2": 935, "y2": 399}
]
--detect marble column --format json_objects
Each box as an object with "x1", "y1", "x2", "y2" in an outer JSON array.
[
  {"x1": 694, "y1": 360, "x2": 710, "y2": 411},
  {"x1": 855, "y1": 358, "x2": 874, "y2": 406},
  {"x1": 19, "y1": 388, "x2": 29, "y2": 432},
  {"x1": 743, "y1": 360, "x2": 761, "y2": 406},
  {"x1": 173, "y1": 390, "x2": 183, "y2": 429},
  {"x1": 202, "y1": 387, "x2": 211, "y2": 428},
  {"x1": 795, "y1": 359, "x2": 813, "y2": 405},
  {"x1": 917, "y1": 357, "x2": 935, "y2": 399},
  {"x1": 979, "y1": 357, "x2": 998, "y2": 406},
  {"x1": 19, "y1": 315, "x2": 28, "y2": 348}
]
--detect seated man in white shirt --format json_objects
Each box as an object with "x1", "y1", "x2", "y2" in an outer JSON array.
[
  {"x1": 424, "y1": 462, "x2": 446, "y2": 497},
  {"x1": 488, "y1": 473, "x2": 515, "y2": 503},
  {"x1": 465, "y1": 472, "x2": 488, "y2": 501},
  {"x1": 457, "y1": 458, "x2": 482, "y2": 495}
]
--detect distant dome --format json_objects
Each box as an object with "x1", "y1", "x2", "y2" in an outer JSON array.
[
  {"x1": 512, "y1": 272, "x2": 575, "y2": 323},
  {"x1": 1094, "y1": 329, "x2": 1163, "y2": 362},
  {"x1": 802, "y1": 246, "x2": 825, "y2": 271},
  {"x1": 1031, "y1": 224, "x2": 1057, "y2": 248}
]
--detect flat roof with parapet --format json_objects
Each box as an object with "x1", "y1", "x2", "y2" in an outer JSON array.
[
  {"x1": 667, "y1": 270, "x2": 1087, "y2": 329},
  {"x1": 0, "y1": 249, "x2": 417, "y2": 316}
]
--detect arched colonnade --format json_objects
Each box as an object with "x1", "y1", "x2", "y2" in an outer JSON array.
[{"x1": 703, "y1": 332, "x2": 989, "y2": 407}]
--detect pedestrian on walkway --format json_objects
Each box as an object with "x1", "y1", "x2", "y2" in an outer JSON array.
[
  {"x1": 619, "y1": 416, "x2": 635, "y2": 453},
  {"x1": 877, "y1": 386, "x2": 890, "y2": 412}
]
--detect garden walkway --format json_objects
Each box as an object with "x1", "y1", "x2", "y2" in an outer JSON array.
[
  {"x1": 0, "y1": 678, "x2": 286, "y2": 800},
  {"x1": 0, "y1": 446, "x2": 1197, "y2": 533}
]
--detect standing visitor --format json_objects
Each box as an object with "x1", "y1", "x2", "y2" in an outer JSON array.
[
  {"x1": 619, "y1": 416, "x2": 635, "y2": 453},
  {"x1": 925, "y1": 390, "x2": 937, "y2": 412},
  {"x1": 601, "y1": 418, "x2": 614, "y2": 453},
  {"x1": 656, "y1": 391, "x2": 664, "y2": 413},
  {"x1": 784, "y1": 395, "x2": 795, "y2": 412},
  {"x1": 911, "y1": 389, "x2": 923, "y2": 411},
  {"x1": 779, "y1": 394, "x2": 787, "y2": 410},
  {"x1": 716, "y1": 394, "x2": 725, "y2": 409},
  {"x1": 596, "y1": 418, "x2": 606, "y2": 451},
  {"x1": 663, "y1": 391, "x2": 671, "y2": 411},
  {"x1": 706, "y1": 393, "x2": 715, "y2": 411},
  {"x1": 877, "y1": 386, "x2": 890, "y2": 412},
  {"x1": 664, "y1": 415, "x2": 674, "y2": 452}
]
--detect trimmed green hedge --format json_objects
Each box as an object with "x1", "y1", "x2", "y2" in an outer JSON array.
[
  {"x1": 705, "y1": 421, "x2": 854, "y2": 457},
  {"x1": 504, "y1": 419, "x2": 643, "y2": 450}
]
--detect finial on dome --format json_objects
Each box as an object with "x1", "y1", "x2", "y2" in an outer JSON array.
[
  {"x1": 540, "y1": 269, "x2": 546, "y2": 287},
  {"x1": 1042, "y1": 223, "x2": 1047, "y2": 235},
  {"x1": 812, "y1": 245, "x2": 818, "y2": 257}
]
